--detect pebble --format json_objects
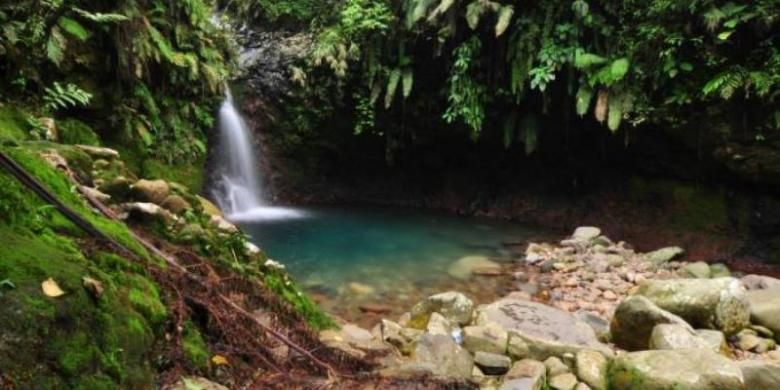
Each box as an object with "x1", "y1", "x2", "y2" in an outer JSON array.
[{"x1": 602, "y1": 290, "x2": 617, "y2": 300}]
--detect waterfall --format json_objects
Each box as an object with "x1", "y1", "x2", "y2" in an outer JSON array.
[{"x1": 212, "y1": 91, "x2": 304, "y2": 221}]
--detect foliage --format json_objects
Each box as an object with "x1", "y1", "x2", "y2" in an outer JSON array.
[
  {"x1": 0, "y1": 0, "x2": 233, "y2": 162},
  {"x1": 297, "y1": 0, "x2": 780, "y2": 152}
]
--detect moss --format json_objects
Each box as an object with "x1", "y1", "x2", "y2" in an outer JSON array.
[
  {"x1": 57, "y1": 118, "x2": 100, "y2": 146},
  {"x1": 0, "y1": 104, "x2": 30, "y2": 142},
  {"x1": 263, "y1": 268, "x2": 336, "y2": 330},
  {"x1": 142, "y1": 156, "x2": 206, "y2": 194},
  {"x1": 182, "y1": 321, "x2": 210, "y2": 370},
  {"x1": 127, "y1": 277, "x2": 168, "y2": 326}
]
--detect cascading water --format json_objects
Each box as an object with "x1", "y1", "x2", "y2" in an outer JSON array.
[{"x1": 212, "y1": 91, "x2": 304, "y2": 221}]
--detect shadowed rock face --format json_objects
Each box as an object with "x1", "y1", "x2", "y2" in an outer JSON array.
[{"x1": 237, "y1": 29, "x2": 312, "y2": 101}]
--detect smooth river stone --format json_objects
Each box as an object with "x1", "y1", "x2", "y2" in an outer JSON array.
[{"x1": 475, "y1": 298, "x2": 612, "y2": 360}]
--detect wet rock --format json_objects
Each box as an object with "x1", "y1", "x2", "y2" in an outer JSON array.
[
  {"x1": 609, "y1": 349, "x2": 744, "y2": 390},
  {"x1": 572, "y1": 227, "x2": 601, "y2": 241},
  {"x1": 680, "y1": 261, "x2": 711, "y2": 279},
  {"x1": 475, "y1": 298, "x2": 612, "y2": 360},
  {"x1": 648, "y1": 324, "x2": 710, "y2": 350},
  {"x1": 575, "y1": 349, "x2": 607, "y2": 390},
  {"x1": 448, "y1": 255, "x2": 502, "y2": 280},
  {"x1": 696, "y1": 329, "x2": 729, "y2": 355},
  {"x1": 75, "y1": 145, "x2": 120, "y2": 159},
  {"x1": 410, "y1": 291, "x2": 474, "y2": 328},
  {"x1": 426, "y1": 312, "x2": 452, "y2": 336},
  {"x1": 745, "y1": 287, "x2": 780, "y2": 335},
  {"x1": 463, "y1": 323, "x2": 509, "y2": 355},
  {"x1": 160, "y1": 194, "x2": 192, "y2": 214},
  {"x1": 549, "y1": 373, "x2": 578, "y2": 390},
  {"x1": 474, "y1": 351, "x2": 512, "y2": 375},
  {"x1": 610, "y1": 296, "x2": 694, "y2": 351},
  {"x1": 131, "y1": 179, "x2": 170, "y2": 204},
  {"x1": 739, "y1": 360, "x2": 780, "y2": 389},
  {"x1": 347, "y1": 282, "x2": 375, "y2": 295},
  {"x1": 411, "y1": 333, "x2": 473, "y2": 379},
  {"x1": 636, "y1": 277, "x2": 750, "y2": 335},
  {"x1": 645, "y1": 246, "x2": 684, "y2": 265},
  {"x1": 741, "y1": 274, "x2": 780, "y2": 290}
]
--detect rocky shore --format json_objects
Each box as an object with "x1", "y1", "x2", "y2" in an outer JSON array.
[{"x1": 321, "y1": 227, "x2": 780, "y2": 389}]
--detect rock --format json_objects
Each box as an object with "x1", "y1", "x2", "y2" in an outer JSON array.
[
  {"x1": 739, "y1": 360, "x2": 780, "y2": 389},
  {"x1": 160, "y1": 195, "x2": 192, "y2": 214},
  {"x1": 575, "y1": 350, "x2": 607, "y2": 390},
  {"x1": 602, "y1": 290, "x2": 617, "y2": 300},
  {"x1": 636, "y1": 277, "x2": 750, "y2": 335},
  {"x1": 549, "y1": 373, "x2": 579, "y2": 390},
  {"x1": 380, "y1": 319, "x2": 421, "y2": 355},
  {"x1": 131, "y1": 179, "x2": 170, "y2": 204},
  {"x1": 411, "y1": 333, "x2": 473, "y2": 379},
  {"x1": 347, "y1": 282, "x2": 375, "y2": 295},
  {"x1": 709, "y1": 263, "x2": 731, "y2": 278},
  {"x1": 575, "y1": 384, "x2": 591, "y2": 390},
  {"x1": 609, "y1": 349, "x2": 744, "y2": 390},
  {"x1": 645, "y1": 246, "x2": 684, "y2": 265},
  {"x1": 680, "y1": 261, "x2": 711, "y2": 279},
  {"x1": 506, "y1": 359, "x2": 547, "y2": 387},
  {"x1": 745, "y1": 287, "x2": 780, "y2": 335},
  {"x1": 170, "y1": 376, "x2": 228, "y2": 390},
  {"x1": 751, "y1": 324, "x2": 775, "y2": 338},
  {"x1": 500, "y1": 378, "x2": 541, "y2": 390},
  {"x1": 737, "y1": 332, "x2": 761, "y2": 351},
  {"x1": 463, "y1": 323, "x2": 509, "y2": 355},
  {"x1": 320, "y1": 323, "x2": 388, "y2": 358},
  {"x1": 525, "y1": 243, "x2": 550, "y2": 264},
  {"x1": 474, "y1": 351, "x2": 512, "y2": 375},
  {"x1": 610, "y1": 296, "x2": 694, "y2": 351},
  {"x1": 448, "y1": 255, "x2": 502, "y2": 280},
  {"x1": 696, "y1": 329, "x2": 729, "y2": 355},
  {"x1": 573, "y1": 227, "x2": 601, "y2": 241},
  {"x1": 99, "y1": 176, "x2": 132, "y2": 199},
  {"x1": 426, "y1": 312, "x2": 452, "y2": 336},
  {"x1": 574, "y1": 311, "x2": 610, "y2": 341},
  {"x1": 75, "y1": 145, "x2": 120, "y2": 159},
  {"x1": 209, "y1": 215, "x2": 238, "y2": 233},
  {"x1": 741, "y1": 274, "x2": 780, "y2": 290},
  {"x1": 79, "y1": 186, "x2": 111, "y2": 203},
  {"x1": 197, "y1": 195, "x2": 223, "y2": 217},
  {"x1": 648, "y1": 324, "x2": 710, "y2": 350},
  {"x1": 475, "y1": 298, "x2": 611, "y2": 360},
  {"x1": 409, "y1": 291, "x2": 474, "y2": 328},
  {"x1": 767, "y1": 350, "x2": 780, "y2": 361},
  {"x1": 545, "y1": 356, "x2": 571, "y2": 376},
  {"x1": 756, "y1": 338, "x2": 776, "y2": 353},
  {"x1": 123, "y1": 202, "x2": 175, "y2": 225}
]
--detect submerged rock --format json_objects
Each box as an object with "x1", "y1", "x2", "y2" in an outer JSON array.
[
  {"x1": 608, "y1": 349, "x2": 744, "y2": 389},
  {"x1": 409, "y1": 291, "x2": 474, "y2": 328},
  {"x1": 610, "y1": 296, "x2": 694, "y2": 351},
  {"x1": 635, "y1": 277, "x2": 750, "y2": 335},
  {"x1": 448, "y1": 255, "x2": 502, "y2": 280},
  {"x1": 475, "y1": 298, "x2": 612, "y2": 360}
]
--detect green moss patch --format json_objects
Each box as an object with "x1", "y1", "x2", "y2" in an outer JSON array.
[
  {"x1": 57, "y1": 118, "x2": 100, "y2": 146},
  {"x1": 0, "y1": 104, "x2": 30, "y2": 142}
]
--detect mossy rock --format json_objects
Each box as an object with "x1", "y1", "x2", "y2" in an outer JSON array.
[
  {"x1": 0, "y1": 231, "x2": 164, "y2": 388},
  {"x1": 57, "y1": 118, "x2": 100, "y2": 146}
]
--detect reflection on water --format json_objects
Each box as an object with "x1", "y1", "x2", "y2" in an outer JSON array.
[{"x1": 238, "y1": 205, "x2": 554, "y2": 324}]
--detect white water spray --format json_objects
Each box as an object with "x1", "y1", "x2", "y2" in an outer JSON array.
[{"x1": 212, "y1": 91, "x2": 304, "y2": 221}]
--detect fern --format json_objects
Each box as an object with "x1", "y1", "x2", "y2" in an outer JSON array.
[
  {"x1": 43, "y1": 82, "x2": 93, "y2": 112},
  {"x1": 57, "y1": 16, "x2": 90, "y2": 41}
]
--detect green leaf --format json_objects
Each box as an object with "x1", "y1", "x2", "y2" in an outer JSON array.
[
  {"x1": 575, "y1": 84, "x2": 594, "y2": 116},
  {"x1": 58, "y1": 16, "x2": 90, "y2": 41},
  {"x1": 466, "y1": 1, "x2": 486, "y2": 30},
  {"x1": 608, "y1": 92, "x2": 624, "y2": 132},
  {"x1": 718, "y1": 31, "x2": 733, "y2": 40},
  {"x1": 385, "y1": 68, "x2": 401, "y2": 108},
  {"x1": 610, "y1": 58, "x2": 630, "y2": 80},
  {"x1": 574, "y1": 51, "x2": 607, "y2": 69},
  {"x1": 46, "y1": 27, "x2": 66, "y2": 66},
  {"x1": 495, "y1": 5, "x2": 514, "y2": 37},
  {"x1": 402, "y1": 68, "x2": 414, "y2": 98},
  {"x1": 679, "y1": 62, "x2": 693, "y2": 72}
]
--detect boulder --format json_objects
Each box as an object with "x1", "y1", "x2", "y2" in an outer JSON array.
[
  {"x1": 680, "y1": 261, "x2": 711, "y2": 279},
  {"x1": 544, "y1": 356, "x2": 570, "y2": 376},
  {"x1": 448, "y1": 256, "x2": 502, "y2": 280},
  {"x1": 709, "y1": 263, "x2": 731, "y2": 278},
  {"x1": 741, "y1": 274, "x2": 780, "y2": 290},
  {"x1": 610, "y1": 296, "x2": 694, "y2": 351},
  {"x1": 99, "y1": 176, "x2": 133, "y2": 200},
  {"x1": 380, "y1": 319, "x2": 421, "y2": 355},
  {"x1": 475, "y1": 299, "x2": 611, "y2": 360},
  {"x1": 320, "y1": 324, "x2": 388, "y2": 358},
  {"x1": 696, "y1": 329, "x2": 729, "y2": 355},
  {"x1": 574, "y1": 311, "x2": 610, "y2": 342},
  {"x1": 572, "y1": 227, "x2": 602, "y2": 241},
  {"x1": 608, "y1": 349, "x2": 744, "y2": 390},
  {"x1": 739, "y1": 360, "x2": 780, "y2": 389},
  {"x1": 409, "y1": 291, "x2": 474, "y2": 328},
  {"x1": 426, "y1": 312, "x2": 452, "y2": 336},
  {"x1": 636, "y1": 277, "x2": 750, "y2": 335},
  {"x1": 745, "y1": 287, "x2": 780, "y2": 335},
  {"x1": 122, "y1": 202, "x2": 175, "y2": 225},
  {"x1": 463, "y1": 323, "x2": 509, "y2": 355},
  {"x1": 160, "y1": 194, "x2": 192, "y2": 214},
  {"x1": 648, "y1": 324, "x2": 710, "y2": 350},
  {"x1": 575, "y1": 349, "x2": 607, "y2": 390},
  {"x1": 131, "y1": 179, "x2": 170, "y2": 204},
  {"x1": 502, "y1": 359, "x2": 546, "y2": 390},
  {"x1": 644, "y1": 246, "x2": 684, "y2": 265},
  {"x1": 549, "y1": 373, "x2": 579, "y2": 390},
  {"x1": 474, "y1": 351, "x2": 512, "y2": 375},
  {"x1": 411, "y1": 333, "x2": 473, "y2": 379}
]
